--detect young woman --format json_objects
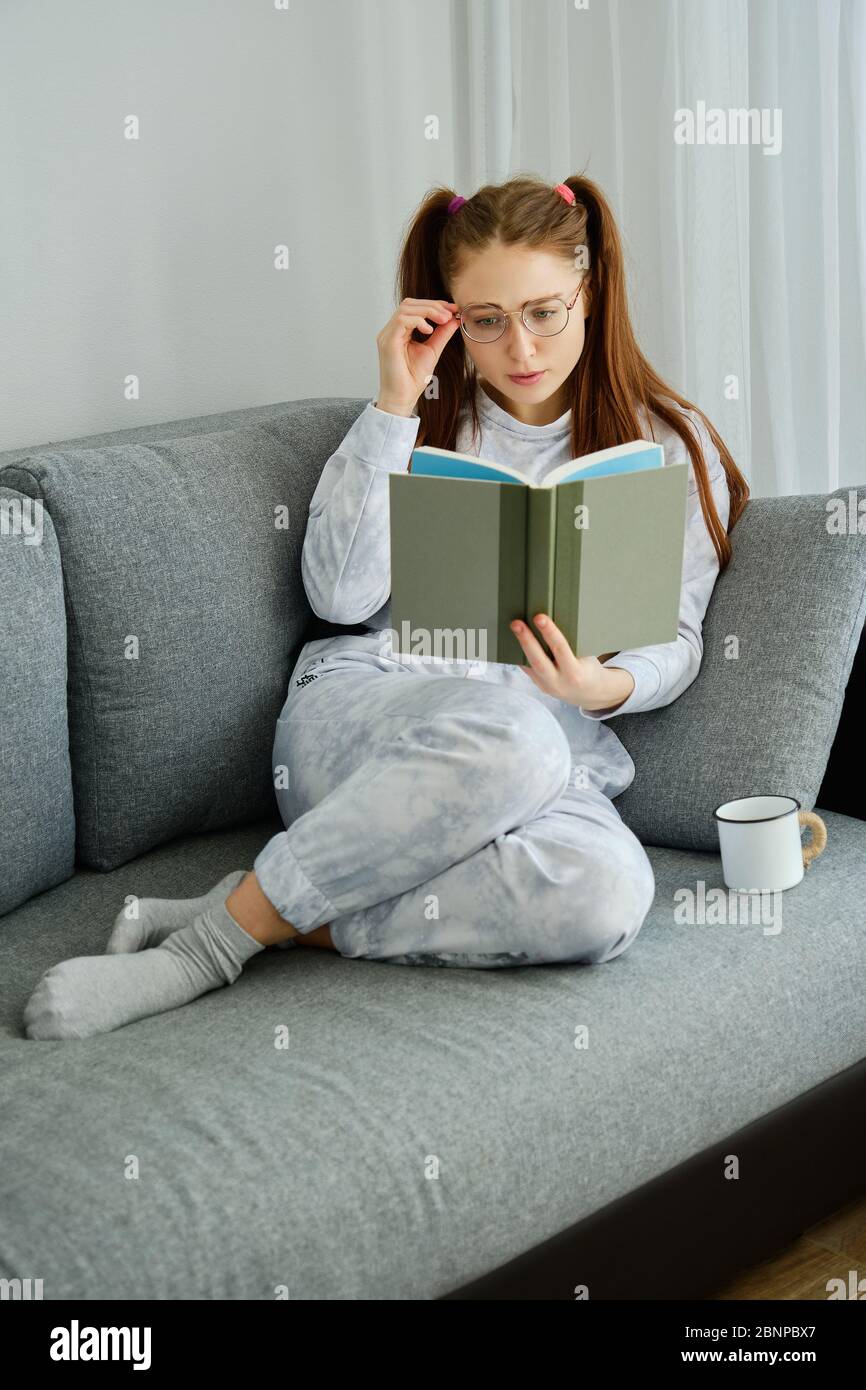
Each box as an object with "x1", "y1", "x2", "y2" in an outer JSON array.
[{"x1": 24, "y1": 173, "x2": 749, "y2": 1040}]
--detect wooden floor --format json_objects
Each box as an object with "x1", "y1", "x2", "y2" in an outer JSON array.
[{"x1": 712, "y1": 1191, "x2": 866, "y2": 1298}]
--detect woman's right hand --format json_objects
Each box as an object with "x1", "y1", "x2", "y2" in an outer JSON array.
[{"x1": 375, "y1": 298, "x2": 462, "y2": 416}]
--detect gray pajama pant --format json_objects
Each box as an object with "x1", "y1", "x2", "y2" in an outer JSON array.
[{"x1": 252, "y1": 653, "x2": 656, "y2": 968}]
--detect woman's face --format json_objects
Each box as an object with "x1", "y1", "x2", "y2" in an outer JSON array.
[{"x1": 448, "y1": 242, "x2": 590, "y2": 426}]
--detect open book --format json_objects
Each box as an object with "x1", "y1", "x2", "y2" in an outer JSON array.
[{"x1": 387, "y1": 439, "x2": 689, "y2": 667}]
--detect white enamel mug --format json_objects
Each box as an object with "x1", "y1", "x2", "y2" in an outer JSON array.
[{"x1": 713, "y1": 795, "x2": 827, "y2": 892}]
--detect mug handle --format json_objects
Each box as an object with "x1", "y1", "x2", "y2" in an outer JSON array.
[{"x1": 799, "y1": 811, "x2": 827, "y2": 868}]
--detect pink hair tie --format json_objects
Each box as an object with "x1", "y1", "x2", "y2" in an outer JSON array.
[
  {"x1": 554, "y1": 182, "x2": 575, "y2": 205},
  {"x1": 447, "y1": 195, "x2": 467, "y2": 215}
]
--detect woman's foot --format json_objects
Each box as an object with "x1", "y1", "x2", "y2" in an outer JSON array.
[
  {"x1": 104, "y1": 867, "x2": 334, "y2": 962},
  {"x1": 24, "y1": 898, "x2": 265, "y2": 1041},
  {"x1": 104, "y1": 869, "x2": 248, "y2": 953}
]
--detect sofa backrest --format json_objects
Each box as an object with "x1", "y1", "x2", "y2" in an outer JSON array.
[
  {"x1": 0, "y1": 398, "x2": 369, "y2": 884},
  {"x1": 609, "y1": 487, "x2": 866, "y2": 849},
  {"x1": 2, "y1": 398, "x2": 864, "y2": 914},
  {"x1": 0, "y1": 488, "x2": 76, "y2": 916}
]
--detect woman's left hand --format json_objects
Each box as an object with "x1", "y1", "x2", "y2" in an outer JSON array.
[{"x1": 509, "y1": 614, "x2": 612, "y2": 708}]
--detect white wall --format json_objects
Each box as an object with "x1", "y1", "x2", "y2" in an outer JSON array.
[{"x1": 0, "y1": 0, "x2": 463, "y2": 449}]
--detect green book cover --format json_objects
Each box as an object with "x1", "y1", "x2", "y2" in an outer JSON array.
[{"x1": 388, "y1": 440, "x2": 689, "y2": 667}]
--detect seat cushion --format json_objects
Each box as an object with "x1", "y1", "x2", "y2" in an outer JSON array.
[
  {"x1": 0, "y1": 487, "x2": 75, "y2": 917},
  {"x1": 0, "y1": 809, "x2": 863, "y2": 1299},
  {"x1": 612, "y1": 487, "x2": 866, "y2": 850},
  {"x1": 0, "y1": 400, "x2": 367, "y2": 870}
]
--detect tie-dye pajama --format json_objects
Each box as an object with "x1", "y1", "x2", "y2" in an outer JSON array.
[{"x1": 253, "y1": 646, "x2": 657, "y2": 967}]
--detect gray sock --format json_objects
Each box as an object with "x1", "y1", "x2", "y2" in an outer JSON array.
[
  {"x1": 24, "y1": 898, "x2": 267, "y2": 1041},
  {"x1": 104, "y1": 869, "x2": 249, "y2": 953},
  {"x1": 105, "y1": 870, "x2": 297, "y2": 952}
]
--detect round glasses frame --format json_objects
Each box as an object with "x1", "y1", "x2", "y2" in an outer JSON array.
[{"x1": 452, "y1": 279, "x2": 585, "y2": 342}]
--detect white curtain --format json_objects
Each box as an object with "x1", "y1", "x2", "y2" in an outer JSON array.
[{"x1": 507, "y1": 0, "x2": 866, "y2": 496}]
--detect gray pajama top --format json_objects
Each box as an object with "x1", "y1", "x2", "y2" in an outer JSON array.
[{"x1": 289, "y1": 381, "x2": 731, "y2": 801}]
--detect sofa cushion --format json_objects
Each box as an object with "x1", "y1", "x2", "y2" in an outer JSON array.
[
  {"x1": 0, "y1": 809, "x2": 863, "y2": 1298},
  {"x1": 611, "y1": 487, "x2": 866, "y2": 851},
  {"x1": 0, "y1": 488, "x2": 75, "y2": 916},
  {"x1": 0, "y1": 401, "x2": 364, "y2": 870}
]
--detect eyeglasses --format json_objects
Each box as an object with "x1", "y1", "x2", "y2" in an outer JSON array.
[{"x1": 452, "y1": 281, "x2": 584, "y2": 343}]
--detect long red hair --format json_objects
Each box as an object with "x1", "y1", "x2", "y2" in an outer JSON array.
[{"x1": 395, "y1": 172, "x2": 749, "y2": 571}]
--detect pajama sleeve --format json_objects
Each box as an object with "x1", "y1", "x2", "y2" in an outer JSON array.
[
  {"x1": 578, "y1": 411, "x2": 732, "y2": 721},
  {"x1": 301, "y1": 400, "x2": 421, "y2": 624}
]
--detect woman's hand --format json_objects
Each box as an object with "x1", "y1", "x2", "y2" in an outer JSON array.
[
  {"x1": 375, "y1": 297, "x2": 462, "y2": 416},
  {"x1": 509, "y1": 614, "x2": 623, "y2": 709}
]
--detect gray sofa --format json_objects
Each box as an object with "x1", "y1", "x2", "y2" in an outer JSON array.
[{"x1": 1, "y1": 397, "x2": 865, "y2": 1301}]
